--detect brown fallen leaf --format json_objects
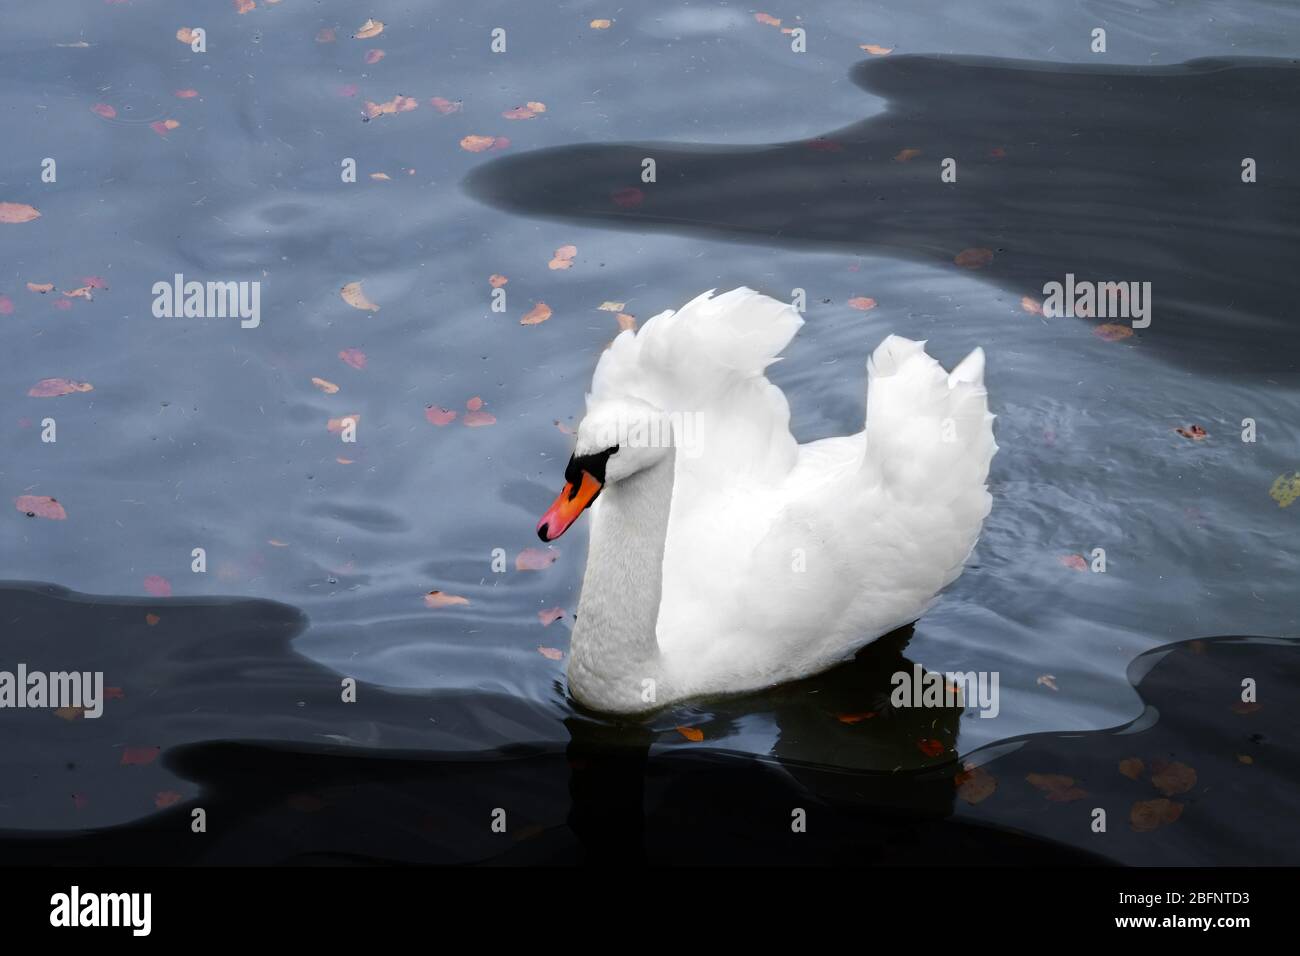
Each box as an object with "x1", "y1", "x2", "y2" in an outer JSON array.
[
  {"x1": 548, "y1": 244, "x2": 577, "y2": 270},
  {"x1": 353, "y1": 18, "x2": 384, "y2": 40},
  {"x1": 521, "y1": 302, "x2": 552, "y2": 325},
  {"x1": 1237, "y1": 754, "x2": 1254, "y2": 765},
  {"x1": 150, "y1": 119, "x2": 180, "y2": 136},
  {"x1": 311, "y1": 377, "x2": 339, "y2": 394},
  {"x1": 463, "y1": 396, "x2": 496, "y2": 426},
  {"x1": 1131, "y1": 797, "x2": 1183, "y2": 832},
  {"x1": 955, "y1": 765, "x2": 997, "y2": 805},
  {"x1": 537, "y1": 646, "x2": 564, "y2": 660},
  {"x1": 954, "y1": 247, "x2": 994, "y2": 269},
  {"x1": 28, "y1": 378, "x2": 93, "y2": 397},
  {"x1": 62, "y1": 286, "x2": 93, "y2": 300},
  {"x1": 176, "y1": 27, "x2": 198, "y2": 44},
  {"x1": 1118, "y1": 757, "x2": 1144, "y2": 780},
  {"x1": 847, "y1": 296, "x2": 877, "y2": 311},
  {"x1": 363, "y1": 95, "x2": 417, "y2": 120},
  {"x1": 538, "y1": 607, "x2": 565, "y2": 626},
  {"x1": 339, "y1": 348, "x2": 367, "y2": 369},
  {"x1": 1025, "y1": 772, "x2": 1087, "y2": 802},
  {"x1": 1175, "y1": 424, "x2": 1207, "y2": 440},
  {"x1": 1149, "y1": 759, "x2": 1197, "y2": 796},
  {"x1": 1093, "y1": 323, "x2": 1134, "y2": 342},
  {"x1": 516, "y1": 547, "x2": 559, "y2": 571},
  {"x1": 675, "y1": 726, "x2": 704, "y2": 742},
  {"x1": 55, "y1": 706, "x2": 84, "y2": 721},
  {"x1": 15, "y1": 495, "x2": 66, "y2": 520},
  {"x1": 424, "y1": 590, "x2": 469, "y2": 608},
  {"x1": 340, "y1": 281, "x2": 380, "y2": 312},
  {"x1": 0, "y1": 202, "x2": 41, "y2": 224}
]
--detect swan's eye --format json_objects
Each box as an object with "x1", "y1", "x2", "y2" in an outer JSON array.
[{"x1": 564, "y1": 445, "x2": 618, "y2": 488}]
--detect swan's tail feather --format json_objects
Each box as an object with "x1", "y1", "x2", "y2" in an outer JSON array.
[{"x1": 863, "y1": 335, "x2": 996, "y2": 510}]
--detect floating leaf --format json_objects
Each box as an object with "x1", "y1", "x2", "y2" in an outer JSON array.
[
  {"x1": 847, "y1": 296, "x2": 877, "y2": 311},
  {"x1": 675, "y1": 726, "x2": 704, "y2": 742},
  {"x1": 369, "y1": 172, "x2": 391, "y2": 181},
  {"x1": 835, "y1": 711, "x2": 876, "y2": 724},
  {"x1": 27, "y1": 282, "x2": 53, "y2": 293},
  {"x1": 460, "y1": 134, "x2": 509, "y2": 152},
  {"x1": 311, "y1": 377, "x2": 339, "y2": 394},
  {"x1": 1268, "y1": 472, "x2": 1300, "y2": 507},
  {"x1": 424, "y1": 590, "x2": 469, "y2": 608},
  {"x1": 1130, "y1": 798, "x2": 1182, "y2": 832},
  {"x1": 121, "y1": 746, "x2": 161, "y2": 767},
  {"x1": 339, "y1": 347, "x2": 367, "y2": 369},
  {"x1": 504, "y1": 102, "x2": 546, "y2": 120},
  {"x1": 954, "y1": 247, "x2": 993, "y2": 269},
  {"x1": 1021, "y1": 295, "x2": 1043, "y2": 315},
  {"x1": 597, "y1": 300, "x2": 625, "y2": 312},
  {"x1": 55, "y1": 705, "x2": 84, "y2": 720},
  {"x1": 28, "y1": 378, "x2": 93, "y2": 398},
  {"x1": 340, "y1": 281, "x2": 380, "y2": 312},
  {"x1": 538, "y1": 607, "x2": 565, "y2": 626},
  {"x1": 1093, "y1": 323, "x2": 1134, "y2": 342},
  {"x1": 150, "y1": 119, "x2": 180, "y2": 136},
  {"x1": 590, "y1": 19, "x2": 613, "y2": 29},
  {"x1": 754, "y1": 13, "x2": 781, "y2": 27},
  {"x1": 860, "y1": 43, "x2": 893, "y2": 55},
  {"x1": 463, "y1": 396, "x2": 496, "y2": 426},
  {"x1": 91, "y1": 103, "x2": 117, "y2": 119},
  {"x1": 1175, "y1": 424, "x2": 1207, "y2": 440},
  {"x1": 145, "y1": 613, "x2": 161, "y2": 626},
  {"x1": 489, "y1": 274, "x2": 508, "y2": 288},
  {"x1": 365, "y1": 49, "x2": 385, "y2": 64},
  {"x1": 425, "y1": 406, "x2": 457, "y2": 426},
  {"x1": 520, "y1": 302, "x2": 552, "y2": 325},
  {"x1": 537, "y1": 646, "x2": 564, "y2": 660},
  {"x1": 1026, "y1": 772, "x2": 1087, "y2": 802},
  {"x1": 353, "y1": 18, "x2": 384, "y2": 40},
  {"x1": 155, "y1": 791, "x2": 183, "y2": 808},
  {"x1": 363, "y1": 95, "x2": 417, "y2": 119},
  {"x1": 916, "y1": 738, "x2": 946, "y2": 758},
  {"x1": 1149, "y1": 759, "x2": 1197, "y2": 796},
  {"x1": 1036, "y1": 674, "x2": 1059, "y2": 691},
  {"x1": 955, "y1": 765, "x2": 997, "y2": 804},
  {"x1": 516, "y1": 547, "x2": 559, "y2": 571},
  {"x1": 548, "y1": 244, "x2": 577, "y2": 270},
  {"x1": 430, "y1": 96, "x2": 462, "y2": 114},
  {"x1": 15, "y1": 495, "x2": 66, "y2": 519},
  {"x1": 1118, "y1": 757, "x2": 1145, "y2": 780},
  {"x1": 0, "y1": 296, "x2": 12, "y2": 314},
  {"x1": 1059, "y1": 553, "x2": 1088, "y2": 571},
  {"x1": 143, "y1": 575, "x2": 172, "y2": 597},
  {"x1": 176, "y1": 27, "x2": 198, "y2": 44},
  {"x1": 894, "y1": 148, "x2": 922, "y2": 162},
  {"x1": 327, "y1": 414, "x2": 360, "y2": 433},
  {"x1": 174, "y1": 89, "x2": 199, "y2": 99},
  {"x1": 234, "y1": 0, "x2": 255, "y2": 14},
  {"x1": 0, "y1": 202, "x2": 41, "y2": 224},
  {"x1": 62, "y1": 286, "x2": 94, "y2": 300}
]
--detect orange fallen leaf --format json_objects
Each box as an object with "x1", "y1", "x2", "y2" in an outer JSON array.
[
  {"x1": 555, "y1": 420, "x2": 574, "y2": 435},
  {"x1": 917, "y1": 738, "x2": 946, "y2": 758},
  {"x1": 1093, "y1": 323, "x2": 1134, "y2": 342},
  {"x1": 516, "y1": 547, "x2": 559, "y2": 571},
  {"x1": 353, "y1": 18, "x2": 384, "y2": 40},
  {"x1": 521, "y1": 302, "x2": 552, "y2": 325},
  {"x1": 955, "y1": 765, "x2": 997, "y2": 804},
  {"x1": 91, "y1": 103, "x2": 117, "y2": 119},
  {"x1": 847, "y1": 296, "x2": 877, "y2": 311},
  {"x1": 174, "y1": 88, "x2": 199, "y2": 99},
  {"x1": 754, "y1": 13, "x2": 781, "y2": 27},
  {"x1": 430, "y1": 96, "x2": 462, "y2": 114},
  {"x1": 312, "y1": 377, "x2": 339, "y2": 394},
  {"x1": 150, "y1": 119, "x2": 180, "y2": 136},
  {"x1": 954, "y1": 247, "x2": 994, "y2": 269},
  {"x1": 590, "y1": 19, "x2": 613, "y2": 29},
  {"x1": 121, "y1": 746, "x2": 161, "y2": 767},
  {"x1": 460, "y1": 134, "x2": 510, "y2": 152},
  {"x1": 504, "y1": 102, "x2": 546, "y2": 120},
  {"x1": 336, "y1": 457, "x2": 354, "y2": 465},
  {"x1": 675, "y1": 726, "x2": 704, "y2": 742},
  {"x1": 860, "y1": 43, "x2": 893, "y2": 55},
  {"x1": 327, "y1": 414, "x2": 360, "y2": 433},
  {"x1": 1131, "y1": 798, "x2": 1183, "y2": 832},
  {"x1": 339, "y1": 347, "x2": 367, "y2": 369},
  {"x1": 538, "y1": 607, "x2": 565, "y2": 626},
  {"x1": 340, "y1": 281, "x2": 380, "y2": 312},
  {"x1": 1149, "y1": 759, "x2": 1197, "y2": 796},
  {"x1": 894, "y1": 148, "x2": 922, "y2": 162},
  {"x1": 1118, "y1": 757, "x2": 1145, "y2": 780},
  {"x1": 425, "y1": 406, "x2": 457, "y2": 426},
  {"x1": 1026, "y1": 772, "x2": 1087, "y2": 802},
  {"x1": 836, "y1": 711, "x2": 877, "y2": 724},
  {"x1": 15, "y1": 495, "x2": 66, "y2": 520},
  {"x1": 176, "y1": 27, "x2": 198, "y2": 44},
  {"x1": 424, "y1": 590, "x2": 469, "y2": 608},
  {"x1": 1020, "y1": 295, "x2": 1043, "y2": 315},
  {"x1": 1175, "y1": 425, "x2": 1207, "y2": 440},
  {"x1": 537, "y1": 646, "x2": 564, "y2": 660},
  {"x1": 234, "y1": 0, "x2": 255, "y2": 14},
  {"x1": 27, "y1": 282, "x2": 53, "y2": 293},
  {"x1": 0, "y1": 202, "x2": 41, "y2": 224},
  {"x1": 363, "y1": 95, "x2": 418, "y2": 119},
  {"x1": 488, "y1": 274, "x2": 508, "y2": 288},
  {"x1": 28, "y1": 378, "x2": 93, "y2": 397},
  {"x1": 548, "y1": 244, "x2": 577, "y2": 270},
  {"x1": 145, "y1": 613, "x2": 161, "y2": 626}
]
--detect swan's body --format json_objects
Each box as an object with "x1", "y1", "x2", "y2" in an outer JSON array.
[{"x1": 538, "y1": 288, "x2": 996, "y2": 714}]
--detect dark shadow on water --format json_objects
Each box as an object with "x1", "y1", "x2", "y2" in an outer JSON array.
[
  {"x1": 0, "y1": 583, "x2": 1296, "y2": 864},
  {"x1": 465, "y1": 55, "x2": 1300, "y2": 383}
]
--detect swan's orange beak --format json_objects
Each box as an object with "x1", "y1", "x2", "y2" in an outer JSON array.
[{"x1": 537, "y1": 471, "x2": 603, "y2": 541}]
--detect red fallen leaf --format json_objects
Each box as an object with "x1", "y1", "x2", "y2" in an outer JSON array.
[
  {"x1": 1059, "y1": 553, "x2": 1088, "y2": 571},
  {"x1": 1025, "y1": 772, "x2": 1087, "y2": 802},
  {"x1": 143, "y1": 575, "x2": 172, "y2": 597},
  {"x1": 1020, "y1": 295, "x2": 1043, "y2": 315},
  {"x1": 145, "y1": 613, "x2": 161, "y2": 626},
  {"x1": 808, "y1": 137, "x2": 843, "y2": 152},
  {"x1": 0, "y1": 202, "x2": 42, "y2": 224},
  {"x1": 537, "y1": 645, "x2": 564, "y2": 660},
  {"x1": 364, "y1": 49, "x2": 385, "y2": 64},
  {"x1": 0, "y1": 295, "x2": 12, "y2": 314},
  {"x1": 538, "y1": 607, "x2": 565, "y2": 626},
  {"x1": 316, "y1": 27, "x2": 336, "y2": 43},
  {"x1": 155, "y1": 791, "x2": 183, "y2": 809},
  {"x1": 424, "y1": 590, "x2": 469, "y2": 608},
  {"x1": 91, "y1": 103, "x2": 117, "y2": 119},
  {"x1": 836, "y1": 711, "x2": 877, "y2": 724},
  {"x1": 429, "y1": 96, "x2": 462, "y2": 114},
  {"x1": 520, "y1": 302, "x2": 552, "y2": 325},
  {"x1": 488, "y1": 274, "x2": 508, "y2": 288},
  {"x1": 28, "y1": 378, "x2": 94, "y2": 397},
  {"x1": 754, "y1": 13, "x2": 781, "y2": 27},
  {"x1": 233, "y1": 0, "x2": 255, "y2": 13},
  {"x1": 72, "y1": 793, "x2": 89, "y2": 810},
  {"x1": 676, "y1": 726, "x2": 705, "y2": 742},
  {"x1": 121, "y1": 745, "x2": 161, "y2": 766},
  {"x1": 611, "y1": 187, "x2": 644, "y2": 208},
  {"x1": 516, "y1": 547, "x2": 559, "y2": 571},
  {"x1": 15, "y1": 495, "x2": 66, "y2": 520},
  {"x1": 1130, "y1": 798, "x2": 1183, "y2": 832},
  {"x1": 425, "y1": 406, "x2": 457, "y2": 426},
  {"x1": 1175, "y1": 424, "x2": 1207, "y2": 440},
  {"x1": 1149, "y1": 759, "x2": 1197, "y2": 796},
  {"x1": 464, "y1": 396, "x2": 496, "y2": 426},
  {"x1": 1118, "y1": 757, "x2": 1145, "y2": 780},
  {"x1": 363, "y1": 95, "x2": 418, "y2": 120},
  {"x1": 954, "y1": 247, "x2": 994, "y2": 268},
  {"x1": 174, "y1": 89, "x2": 199, "y2": 98},
  {"x1": 894, "y1": 148, "x2": 922, "y2": 162},
  {"x1": 917, "y1": 738, "x2": 946, "y2": 758},
  {"x1": 955, "y1": 765, "x2": 997, "y2": 804},
  {"x1": 326, "y1": 413, "x2": 360, "y2": 433},
  {"x1": 338, "y1": 348, "x2": 366, "y2": 369},
  {"x1": 1232, "y1": 701, "x2": 1262, "y2": 715},
  {"x1": 847, "y1": 296, "x2": 877, "y2": 311},
  {"x1": 150, "y1": 119, "x2": 180, "y2": 136},
  {"x1": 1093, "y1": 323, "x2": 1134, "y2": 342}
]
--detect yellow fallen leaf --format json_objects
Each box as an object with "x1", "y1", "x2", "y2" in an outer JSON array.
[
  {"x1": 1269, "y1": 472, "x2": 1300, "y2": 507},
  {"x1": 311, "y1": 377, "x2": 339, "y2": 394},
  {"x1": 353, "y1": 18, "x2": 384, "y2": 40},
  {"x1": 340, "y1": 281, "x2": 380, "y2": 312},
  {"x1": 597, "y1": 301, "x2": 625, "y2": 312}
]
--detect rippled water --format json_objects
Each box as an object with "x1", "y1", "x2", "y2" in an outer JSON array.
[{"x1": 1, "y1": 0, "x2": 1297, "y2": 861}]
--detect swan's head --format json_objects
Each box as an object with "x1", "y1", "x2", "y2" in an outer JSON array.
[{"x1": 537, "y1": 397, "x2": 672, "y2": 541}]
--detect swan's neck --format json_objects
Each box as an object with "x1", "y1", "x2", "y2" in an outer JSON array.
[{"x1": 567, "y1": 450, "x2": 675, "y2": 713}]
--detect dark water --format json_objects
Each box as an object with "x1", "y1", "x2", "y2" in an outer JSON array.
[{"x1": 1, "y1": 1, "x2": 1297, "y2": 863}]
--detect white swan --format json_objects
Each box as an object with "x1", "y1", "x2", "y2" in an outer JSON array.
[{"x1": 537, "y1": 288, "x2": 996, "y2": 714}]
